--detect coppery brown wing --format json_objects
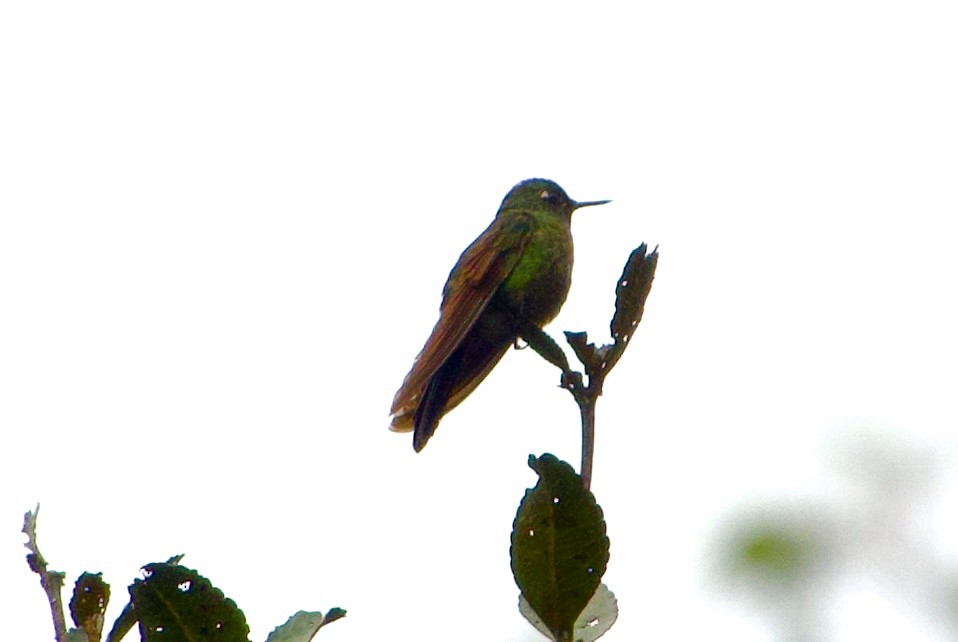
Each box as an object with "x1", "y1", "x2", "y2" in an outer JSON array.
[{"x1": 389, "y1": 212, "x2": 534, "y2": 431}]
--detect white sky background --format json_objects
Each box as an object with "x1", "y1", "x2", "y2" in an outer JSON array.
[{"x1": 2, "y1": 2, "x2": 957, "y2": 641}]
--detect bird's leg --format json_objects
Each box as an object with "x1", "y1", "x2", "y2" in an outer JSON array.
[
  {"x1": 517, "y1": 321, "x2": 584, "y2": 392},
  {"x1": 517, "y1": 322, "x2": 568, "y2": 370}
]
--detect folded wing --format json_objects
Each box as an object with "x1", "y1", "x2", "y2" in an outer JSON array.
[{"x1": 389, "y1": 212, "x2": 534, "y2": 431}]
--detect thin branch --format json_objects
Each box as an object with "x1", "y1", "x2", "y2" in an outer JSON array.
[{"x1": 23, "y1": 505, "x2": 69, "y2": 642}]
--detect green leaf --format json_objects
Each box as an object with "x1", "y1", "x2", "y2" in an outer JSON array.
[
  {"x1": 570, "y1": 583, "x2": 618, "y2": 642},
  {"x1": 129, "y1": 563, "x2": 250, "y2": 642},
  {"x1": 519, "y1": 583, "x2": 618, "y2": 642},
  {"x1": 518, "y1": 595, "x2": 554, "y2": 640},
  {"x1": 70, "y1": 572, "x2": 110, "y2": 642},
  {"x1": 511, "y1": 454, "x2": 610, "y2": 642},
  {"x1": 265, "y1": 609, "x2": 346, "y2": 642}
]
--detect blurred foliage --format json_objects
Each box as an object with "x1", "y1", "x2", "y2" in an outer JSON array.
[
  {"x1": 711, "y1": 429, "x2": 958, "y2": 641},
  {"x1": 721, "y1": 515, "x2": 828, "y2": 586}
]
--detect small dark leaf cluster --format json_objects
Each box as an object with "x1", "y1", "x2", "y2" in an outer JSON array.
[{"x1": 24, "y1": 509, "x2": 345, "y2": 642}]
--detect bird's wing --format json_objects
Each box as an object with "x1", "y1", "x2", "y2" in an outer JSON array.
[{"x1": 389, "y1": 212, "x2": 534, "y2": 430}]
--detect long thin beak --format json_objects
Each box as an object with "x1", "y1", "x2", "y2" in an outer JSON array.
[{"x1": 573, "y1": 199, "x2": 611, "y2": 210}]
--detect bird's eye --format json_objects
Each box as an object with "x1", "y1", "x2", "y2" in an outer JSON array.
[{"x1": 540, "y1": 190, "x2": 556, "y2": 203}]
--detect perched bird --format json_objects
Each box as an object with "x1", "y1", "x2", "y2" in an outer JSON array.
[{"x1": 389, "y1": 178, "x2": 609, "y2": 451}]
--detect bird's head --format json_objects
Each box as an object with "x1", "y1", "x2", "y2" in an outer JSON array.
[{"x1": 500, "y1": 178, "x2": 609, "y2": 219}]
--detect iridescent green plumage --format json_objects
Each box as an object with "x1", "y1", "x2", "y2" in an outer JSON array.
[{"x1": 389, "y1": 178, "x2": 609, "y2": 451}]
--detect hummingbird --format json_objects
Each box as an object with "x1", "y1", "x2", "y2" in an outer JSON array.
[{"x1": 389, "y1": 178, "x2": 609, "y2": 451}]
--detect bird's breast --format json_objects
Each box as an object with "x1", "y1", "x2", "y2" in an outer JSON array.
[{"x1": 499, "y1": 224, "x2": 573, "y2": 326}]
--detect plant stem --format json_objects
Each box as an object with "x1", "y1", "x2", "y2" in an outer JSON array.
[
  {"x1": 521, "y1": 322, "x2": 598, "y2": 488},
  {"x1": 578, "y1": 395, "x2": 596, "y2": 490},
  {"x1": 524, "y1": 244, "x2": 658, "y2": 491}
]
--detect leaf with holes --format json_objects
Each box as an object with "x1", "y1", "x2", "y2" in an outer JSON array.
[
  {"x1": 610, "y1": 244, "x2": 658, "y2": 349},
  {"x1": 129, "y1": 563, "x2": 250, "y2": 642},
  {"x1": 70, "y1": 572, "x2": 110, "y2": 642},
  {"x1": 511, "y1": 454, "x2": 610, "y2": 642}
]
